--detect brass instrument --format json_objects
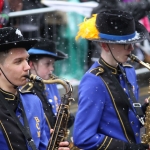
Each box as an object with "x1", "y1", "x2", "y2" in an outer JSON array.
[
  {"x1": 128, "y1": 54, "x2": 150, "y2": 70},
  {"x1": 28, "y1": 74, "x2": 75, "y2": 150},
  {"x1": 29, "y1": 74, "x2": 69, "y2": 93},
  {"x1": 128, "y1": 54, "x2": 150, "y2": 144}
]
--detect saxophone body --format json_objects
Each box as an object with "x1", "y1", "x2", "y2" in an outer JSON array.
[
  {"x1": 47, "y1": 80, "x2": 73, "y2": 150},
  {"x1": 128, "y1": 54, "x2": 150, "y2": 144},
  {"x1": 29, "y1": 74, "x2": 75, "y2": 150},
  {"x1": 141, "y1": 103, "x2": 150, "y2": 144}
]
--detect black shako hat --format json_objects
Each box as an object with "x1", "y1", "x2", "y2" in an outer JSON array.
[
  {"x1": 93, "y1": 10, "x2": 150, "y2": 44},
  {"x1": 0, "y1": 27, "x2": 38, "y2": 51},
  {"x1": 28, "y1": 38, "x2": 68, "y2": 61}
]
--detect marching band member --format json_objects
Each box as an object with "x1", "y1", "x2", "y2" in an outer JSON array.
[
  {"x1": 73, "y1": 10, "x2": 150, "y2": 150},
  {"x1": 0, "y1": 27, "x2": 69, "y2": 150},
  {"x1": 21, "y1": 38, "x2": 74, "y2": 140}
]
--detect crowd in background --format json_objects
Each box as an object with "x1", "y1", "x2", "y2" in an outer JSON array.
[{"x1": 1, "y1": 0, "x2": 150, "y2": 80}]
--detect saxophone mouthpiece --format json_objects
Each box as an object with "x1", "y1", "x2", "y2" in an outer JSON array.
[
  {"x1": 29, "y1": 74, "x2": 43, "y2": 82},
  {"x1": 24, "y1": 75, "x2": 30, "y2": 79},
  {"x1": 127, "y1": 54, "x2": 131, "y2": 58},
  {"x1": 128, "y1": 54, "x2": 140, "y2": 63},
  {"x1": 128, "y1": 53, "x2": 150, "y2": 70}
]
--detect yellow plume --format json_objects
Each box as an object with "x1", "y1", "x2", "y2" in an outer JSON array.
[{"x1": 75, "y1": 14, "x2": 99, "y2": 41}]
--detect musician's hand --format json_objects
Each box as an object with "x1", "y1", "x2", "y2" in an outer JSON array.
[
  {"x1": 58, "y1": 141, "x2": 70, "y2": 150},
  {"x1": 147, "y1": 145, "x2": 150, "y2": 150},
  {"x1": 142, "y1": 98, "x2": 149, "y2": 113},
  {"x1": 145, "y1": 98, "x2": 149, "y2": 104},
  {"x1": 50, "y1": 129, "x2": 54, "y2": 134}
]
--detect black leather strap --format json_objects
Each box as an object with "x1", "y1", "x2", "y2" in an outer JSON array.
[
  {"x1": 0, "y1": 90, "x2": 37, "y2": 150},
  {"x1": 33, "y1": 81, "x2": 56, "y2": 129},
  {"x1": 99, "y1": 59, "x2": 144, "y2": 125},
  {"x1": 91, "y1": 63, "x2": 136, "y2": 142},
  {"x1": 118, "y1": 64, "x2": 144, "y2": 125}
]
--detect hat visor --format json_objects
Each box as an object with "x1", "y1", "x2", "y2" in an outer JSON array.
[
  {"x1": 0, "y1": 39, "x2": 38, "y2": 51},
  {"x1": 55, "y1": 50, "x2": 68, "y2": 60},
  {"x1": 28, "y1": 49, "x2": 68, "y2": 61},
  {"x1": 88, "y1": 22, "x2": 150, "y2": 44}
]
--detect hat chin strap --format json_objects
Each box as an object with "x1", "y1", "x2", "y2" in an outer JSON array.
[
  {"x1": 0, "y1": 68, "x2": 18, "y2": 89},
  {"x1": 107, "y1": 44, "x2": 122, "y2": 66}
]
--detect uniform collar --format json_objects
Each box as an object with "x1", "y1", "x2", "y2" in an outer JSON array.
[
  {"x1": 99, "y1": 58, "x2": 121, "y2": 74},
  {"x1": 0, "y1": 88, "x2": 16, "y2": 100}
]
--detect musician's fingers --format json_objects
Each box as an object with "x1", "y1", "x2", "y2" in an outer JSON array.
[
  {"x1": 58, "y1": 148, "x2": 70, "y2": 150},
  {"x1": 59, "y1": 141, "x2": 69, "y2": 147},
  {"x1": 145, "y1": 98, "x2": 149, "y2": 104},
  {"x1": 50, "y1": 129, "x2": 54, "y2": 134}
]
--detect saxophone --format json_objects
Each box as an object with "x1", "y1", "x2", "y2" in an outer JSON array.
[
  {"x1": 128, "y1": 54, "x2": 150, "y2": 144},
  {"x1": 28, "y1": 74, "x2": 76, "y2": 150}
]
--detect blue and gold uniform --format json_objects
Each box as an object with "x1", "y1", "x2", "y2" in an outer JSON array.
[
  {"x1": 0, "y1": 88, "x2": 48, "y2": 150},
  {"x1": 45, "y1": 83, "x2": 61, "y2": 116},
  {"x1": 21, "y1": 79, "x2": 74, "y2": 140},
  {"x1": 73, "y1": 8, "x2": 150, "y2": 150},
  {"x1": 73, "y1": 60, "x2": 143, "y2": 150},
  {"x1": 21, "y1": 81, "x2": 59, "y2": 140},
  {"x1": 42, "y1": 83, "x2": 61, "y2": 139},
  {"x1": 26, "y1": 38, "x2": 75, "y2": 140}
]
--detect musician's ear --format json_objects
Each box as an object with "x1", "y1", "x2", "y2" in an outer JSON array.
[
  {"x1": 28, "y1": 61, "x2": 34, "y2": 69},
  {"x1": 101, "y1": 43, "x2": 109, "y2": 52}
]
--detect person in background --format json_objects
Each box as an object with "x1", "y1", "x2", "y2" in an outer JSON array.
[
  {"x1": 21, "y1": 38, "x2": 75, "y2": 140},
  {"x1": 12, "y1": 0, "x2": 45, "y2": 38},
  {"x1": 92, "y1": 0, "x2": 150, "y2": 20},
  {"x1": 0, "y1": 0, "x2": 9, "y2": 28},
  {"x1": 0, "y1": 27, "x2": 70, "y2": 150},
  {"x1": 73, "y1": 10, "x2": 150, "y2": 150}
]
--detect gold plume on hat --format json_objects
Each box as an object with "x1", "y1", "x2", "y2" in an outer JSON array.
[{"x1": 75, "y1": 14, "x2": 99, "y2": 41}]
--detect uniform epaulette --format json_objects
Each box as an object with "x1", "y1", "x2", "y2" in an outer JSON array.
[
  {"x1": 20, "y1": 82, "x2": 34, "y2": 93},
  {"x1": 90, "y1": 67, "x2": 104, "y2": 76},
  {"x1": 123, "y1": 63, "x2": 133, "y2": 68}
]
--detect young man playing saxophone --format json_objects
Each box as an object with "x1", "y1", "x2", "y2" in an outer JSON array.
[
  {"x1": 0, "y1": 27, "x2": 70, "y2": 150},
  {"x1": 73, "y1": 10, "x2": 150, "y2": 150}
]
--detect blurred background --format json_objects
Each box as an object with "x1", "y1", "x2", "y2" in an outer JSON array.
[{"x1": 4, "y1": 0, "x2": 150, "y2": 140}]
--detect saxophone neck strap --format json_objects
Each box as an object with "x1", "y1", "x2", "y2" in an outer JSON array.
[
  {"x1": 98, "y1": 59, "x2": 144, "y2": 125},
  {"x1": 118, "y1": 64, "x2": 144, "y2": 125}
]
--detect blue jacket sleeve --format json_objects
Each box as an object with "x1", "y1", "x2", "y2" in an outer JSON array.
[{"x1": 73, "y1": 73, "x2": 109, "y2": 149}]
